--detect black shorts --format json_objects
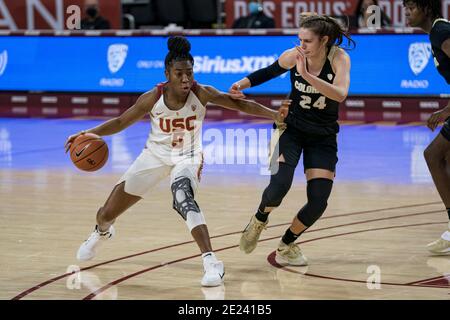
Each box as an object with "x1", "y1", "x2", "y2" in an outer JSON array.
[
  {"x1": 270, "y1": 128, "x2": 338, "y2": 173},
  {"x1": 441, "y1": 117, "x2": 450, "y2": 141}
]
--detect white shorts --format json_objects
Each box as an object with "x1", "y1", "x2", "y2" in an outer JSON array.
[{"x1": 117, "y1": 148, "x2": 204, "y2": 198}]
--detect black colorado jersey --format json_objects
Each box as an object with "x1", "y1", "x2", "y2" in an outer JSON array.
[
  {"x1": 430, "y1": 19, "x2": 450, "y2": 84},
  {"x1": 286, "y1": 46, "x2": 340, "y2": 136}
]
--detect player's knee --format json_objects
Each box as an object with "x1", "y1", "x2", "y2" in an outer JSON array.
[
  {"x1": 297, "y1": 178, "x2": 333, "y2": 227},
  {"x1": 262, "y1": 182, "x2": 291, "y2": 207},
  {"x1": 296, "y1": 198, "x2": 328, "y2": 227},
  {"x1": 260, "y1": 163, "x2": 295, "y2": 209},
  {"x1": 308, "y1": 195, "x2": 328, "y2": 215},
  {"x1": 424, "y1": 145, "x2": 434, "y2": 164},
  {"x1": 424, "y1": 144, "x2": 445, "y2": 168},
  {"x1": 171, "y1": 177, "x2": 205, "y2": 231}
]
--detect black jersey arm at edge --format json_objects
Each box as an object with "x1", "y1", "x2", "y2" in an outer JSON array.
[{"x1": 247, "y1": 60, "x2": 289, "y2": 87}]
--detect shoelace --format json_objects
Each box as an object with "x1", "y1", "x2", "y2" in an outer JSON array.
[
  {"x1": 285, "y1": 243, "x2": 301, "y2": 257},
  {"x1": 98, "y1": 230, "x2": 111, "y2": 237},
  {"x1": 85, "y1": 229, "x2": 110, "y2": 242},
  {"x1": 247, "y1": 221, "x2": 267, "y2": 238}
]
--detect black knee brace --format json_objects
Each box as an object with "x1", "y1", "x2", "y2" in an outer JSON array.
[
  {"x1": 297, "y1": 178, "x2": 333, "y2": 227},
  {"x1": 171, "y1": 177, "x2": 200, "y2": 220},
  {"x1": 259, "y1": 163, "x2": 295, "y2": 211}
]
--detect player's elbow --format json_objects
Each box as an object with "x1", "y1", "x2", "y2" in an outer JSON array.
[
  {"x1": 336, "y1": 95, "x2": 347, "y2": 103},
  {"x1": 335, "y1": 89, "x2": 348, "y2": 103},
  {"x1": 335, "y1": 93, "x2": 347, "y2": 103}
]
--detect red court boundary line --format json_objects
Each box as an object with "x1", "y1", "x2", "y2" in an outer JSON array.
[
  {"x1": 406, "y1": 275, "x2": 450, "y2": 286},
  {"x1": 85, "y1": 221, "x2": 448, "y2": 299},
  {"x1": 267, "y1": 221, "x2": 449, "y2": 289},
  {"x1": 11, "y1": 201, "x2": 444, "y2": 299}
]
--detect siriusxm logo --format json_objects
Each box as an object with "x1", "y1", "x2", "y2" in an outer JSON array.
[
  {"x1": 408, "y1": 42, "x2": 431, "y2": 75},
  {"x1": 107, "y1": 44, "x2": 128, "y2": 74},
  {"x1": 0, "y1": 50, "x2": 7, "y2": 76},
  {"x1": 193, "y1": 55, "x2": 277, "y2": 74}
]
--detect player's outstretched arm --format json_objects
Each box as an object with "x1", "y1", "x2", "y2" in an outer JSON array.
[
  {"x1": 228, "y1": 49, "x2": 294, "y2": 99},
  {"x1": 65, "y1": 89, "x2": 157, "y2": 152},
  {"x1": 198, "y1": 84, "x2": 288, "y2": 123},
  {"x1": 427, "y1": 100, "x2": 450, "y2": 131}
]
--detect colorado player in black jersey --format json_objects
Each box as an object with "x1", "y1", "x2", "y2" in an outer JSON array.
[
  {"x1": 404, "y1": 0, "x2": 450, "y2": 255},
  {"x1": 229, "y1": 14, "x2": 355, "y2": 265}
]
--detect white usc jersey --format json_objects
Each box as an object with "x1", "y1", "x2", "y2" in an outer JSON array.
[{"x1": 146, "y1": 85, "x2": 206, "y2": 160}]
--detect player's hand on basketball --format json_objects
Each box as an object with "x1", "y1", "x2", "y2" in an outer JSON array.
[
  {"x1": 427, "y1": 108, "x2": 450, "y2": 131},
  {"x1": 64, "y1": 131, "x2": 85, "y2": 153},
  {"x1": 275, "y1": 100, "x2": 291, "y2": 129},
  {"x1": 229, "y1": 82, "x2": 246, "y2": 99},
  {"x1": 295, "y1": 46, "x2": 307, "y2": 77}
]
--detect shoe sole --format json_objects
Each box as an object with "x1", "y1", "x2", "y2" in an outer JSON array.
[
  {"x1": 77, "y1": 255, "x2": 94, "y2": 261},
  {"x1": 201, "y1": 278, "x2": 224, "y2": 287},
  {"x1": 239, "y1": 237, "x2": 256, "y2": 254},
  {"x1": 428, "y1": 249, "x2": 450, "y2": 255},
  {"x1": 275, "y1": 253, "x2": 308, "y2": 266},
  {"x1": 76, "y1": 253, "x2": 94, "y2": 261},
  {"x1": 76, "y1": 246, "x2": 95, "y2": 261}
]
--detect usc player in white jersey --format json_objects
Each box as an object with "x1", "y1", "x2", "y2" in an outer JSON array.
[{"x1": 64, "y1": 36, "x2": 287, "y2": 287}]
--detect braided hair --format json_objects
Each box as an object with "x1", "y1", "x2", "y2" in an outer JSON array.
[
  {"x1": 164, "y1": 36, "x2": 194, "y2": 69},
  {"x1": 299, "y1": 14, "x2": 356, "y2": 50}
]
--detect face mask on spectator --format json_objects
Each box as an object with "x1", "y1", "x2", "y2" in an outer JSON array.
[
  {"x1": 86, "y1": 6, "x2": 98, "y2": 18},
  {"x1": 248, "y1": 2, "x2": 261, "y2": 14}
]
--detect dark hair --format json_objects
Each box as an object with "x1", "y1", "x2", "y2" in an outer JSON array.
[
  {"x1": 356, "y1": 0, "x2": 379, "y2": 15},
  {"x1": 164, "y1": 36, "x2": 194, "y2": 69},
  {"x1": 355, "y1": 0, "x2": 391, "y2": 27},
  {"x1": 402, "y1": 0, "x2": 442, "y2": 19},
  {"x1": 299, "y1": 14, "x2": 356, "y2": 50}
]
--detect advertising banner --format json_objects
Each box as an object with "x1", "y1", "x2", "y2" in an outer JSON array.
[{"x1": 0, "y1": 34, "x2": 448, "y2": 95}]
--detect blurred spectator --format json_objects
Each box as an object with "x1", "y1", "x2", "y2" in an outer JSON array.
[
  {"x1": 350, "y1": 0, "x2": 391, "y2": 29},
  {"x1": 232, "y1": 1, "x2": 275, "y2": 29},
  {"x1": 80, "y1": 0, "x2": 111, "y2": 30}
]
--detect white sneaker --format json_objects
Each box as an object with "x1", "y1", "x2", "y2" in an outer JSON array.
[
  {"x1": 76, "y1": 225, "x2": 115, "y2": 261},
  {"x1": 201, "y1": 258, "x2": 225, "y2": 287},
  {"x1": 275, "y1": 241, "x2": 308, "y2": 266}
]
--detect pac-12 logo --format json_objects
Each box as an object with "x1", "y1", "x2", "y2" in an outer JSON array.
[
  {"x1": 0, "y1": 50, "x2": 8, "y2": 76},
  {"x1": 107, "y1": 44, "x2": 128, "y2": 74},
  {"x1": 408, "y1": 42, "x2": 431, "y2": 75}
]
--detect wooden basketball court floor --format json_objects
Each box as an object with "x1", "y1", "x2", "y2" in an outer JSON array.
[{"x1": 0, "y1": 118, "x2": 448, "y2": 300}]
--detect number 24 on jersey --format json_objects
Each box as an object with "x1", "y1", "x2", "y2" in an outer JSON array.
[{"x1": 299, "y1": 95, "x2": 327, "y2": 110}]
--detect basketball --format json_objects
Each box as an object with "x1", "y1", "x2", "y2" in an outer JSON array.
[{"x1": 69, "y1": 133, "x2": 109, "y2": 172}]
